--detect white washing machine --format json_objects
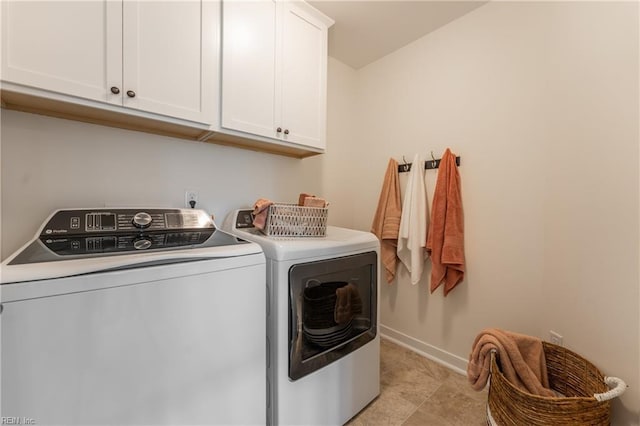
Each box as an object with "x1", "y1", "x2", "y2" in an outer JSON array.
[
  {"x1": 223, "y1": 209, "x2": 380, "y2": 426},
  {"x1": 1, "y1": 208, "x2": 266, "y2": 425}
]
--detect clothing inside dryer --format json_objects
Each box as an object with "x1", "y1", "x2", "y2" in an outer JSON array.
[{"x1": 288, "y1": 251, "x2": 377, "y2": 380}]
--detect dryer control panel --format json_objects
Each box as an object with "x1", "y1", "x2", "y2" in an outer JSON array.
[{"x1": 235, "y1": 210, "x2": 255, "y2": 229}]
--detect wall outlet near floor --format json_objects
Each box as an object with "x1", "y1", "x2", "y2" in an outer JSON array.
[
  {"x1": 185, "y1": 190, "x2": 198, "y2": 208},
  {"x1": 549, "y1": 330, "x2": 563, "y2": 346}
]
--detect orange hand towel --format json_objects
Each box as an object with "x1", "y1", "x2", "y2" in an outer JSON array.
[
  {"x1": 252, "y1": 198, "x2": 273, "y2": 230},
  {"x1": 467, "y1": 328, "x2": 555, "y2": 397},
  {"x1": 426, "y1": 148, "x2": 464, "y2": 295},
  {"x1": 371, "y1": 158, "x2": 402, "y2": 283}
]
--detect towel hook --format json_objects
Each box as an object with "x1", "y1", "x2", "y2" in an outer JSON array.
[
  {"x1": 400, "y1": 156, "x2": 411, "y2": 173},
  {"x1": 430, "y1": 151, "x2": 437, "y2": 168}
]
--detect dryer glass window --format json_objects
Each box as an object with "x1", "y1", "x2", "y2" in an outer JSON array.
[{"x1": 288, "y1": 251, "x2": 377, "y2": 380}]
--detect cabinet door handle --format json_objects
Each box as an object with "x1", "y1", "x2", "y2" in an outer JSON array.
[
  {"x1": 126, "y1": 90, "x2": 136, "y2": 98},
  {"x1": 110, "y1": 87, "x2": 120, "y2": 94},
  {"x1": 284, "y1": 129, "x2": 289, "y2": 135},
  {"x1": 276, "y1": 127, "x2": 282, "y2": 133}
]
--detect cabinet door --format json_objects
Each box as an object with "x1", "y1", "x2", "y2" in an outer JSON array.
[
  {"x1": 122, "y1": 0, "x2": 216, "y2": 124},
  {"x1": 279, "y1": 2, "x2": 328, "y2": 149},
  {"x1": 1, "y1": 1, "x2": 122, "y2": 104},
  {"x1": 221, "y1": 0, "x2": 277, "y2": 138}
]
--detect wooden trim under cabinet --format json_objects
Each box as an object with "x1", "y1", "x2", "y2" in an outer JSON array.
[
  {"x1": 201, "y1": 130, "x2": 324, "y2": 159},
  {"x1": 1, "y1": 89, "x2": 324, "y2": 159},
  {"x1": 1, "y1": 89, "x2": 208, "y2": 140}
]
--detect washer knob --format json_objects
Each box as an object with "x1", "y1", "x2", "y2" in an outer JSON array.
[
  {"x1": 133, "y1": 237, "x2": 153, "y2": 250},
  {"x1": 132, "y1": 212, "x2": 152, "y2": 228}
]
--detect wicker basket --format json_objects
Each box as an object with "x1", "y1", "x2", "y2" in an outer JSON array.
[
  {"x1": 487, "y1": 342, "x2": 626, "y2": 426},
  {"x1": 262, "y1": 203, "x2": 328, "y2": 237}
]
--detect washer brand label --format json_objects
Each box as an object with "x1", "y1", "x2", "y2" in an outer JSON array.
[
  {"x1": 45, "y1": 229, "x2": 68, "y2": 234},
  {"x1": 45, "y1": 239, "x2": 68, "y2": 243}
]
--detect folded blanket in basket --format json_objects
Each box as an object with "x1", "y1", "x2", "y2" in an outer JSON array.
[
  {"x1": 467, "y1": 328, "x2": 555, "y2": 397},
  {"x1": 298, "y1": 193, "x2": 328, "y2": 208}
]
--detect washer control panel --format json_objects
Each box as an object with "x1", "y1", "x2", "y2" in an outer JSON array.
[{"x1": 39, "y1": 208, "x2": 215, "y2": 256}]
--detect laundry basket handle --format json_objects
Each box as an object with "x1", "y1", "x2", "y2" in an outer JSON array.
[{"x1": 593, "y1": 377, "x2": 627, "y2": 401}]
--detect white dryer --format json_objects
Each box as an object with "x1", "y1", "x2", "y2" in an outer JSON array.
[
  {"x1": 1, "y1": 208, "x2": 266, "y2": 425},
  {"x1": 223, "y1": 209, "x2": 380, "y2": 426}
]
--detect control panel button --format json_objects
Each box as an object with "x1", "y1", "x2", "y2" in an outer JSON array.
[{"x1": 132, "y1": 212, "x2": 152, "y2": 229}]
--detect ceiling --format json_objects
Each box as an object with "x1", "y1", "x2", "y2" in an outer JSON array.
[{"x1": 308, "y1": 1, "x2": 488, "y2": 69}]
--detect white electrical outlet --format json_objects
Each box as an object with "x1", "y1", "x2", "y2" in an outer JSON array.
[
  {"x1": 549, "y1": 330, "x2": 563, "y2": 346},
  {"x1": 185, "y1": 191, "x2": 198, "y2": 208}
]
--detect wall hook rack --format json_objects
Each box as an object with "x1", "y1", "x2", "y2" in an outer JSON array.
[{"x1": 398, "y1": 155, "x2": 461, "y2": 173}]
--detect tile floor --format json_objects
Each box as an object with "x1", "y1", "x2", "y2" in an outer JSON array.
[{"x1": 346, "y1": 338, "x2": 488, "y2": 426}]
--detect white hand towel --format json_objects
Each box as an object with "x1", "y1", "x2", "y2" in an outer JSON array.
[{"x1": 397, "y1": 154, "x2": 429, "y2": 285}]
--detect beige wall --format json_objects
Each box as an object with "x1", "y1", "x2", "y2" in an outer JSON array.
[
  {"x1": 0, "y1": 110, "x2": 324, "y2": 259},
  {"x1": 306, "y1": 58, "x2": 359, "y2": 228},
  {"x1": 322, "y1": 2, "x2": 639, "y2": 424}
]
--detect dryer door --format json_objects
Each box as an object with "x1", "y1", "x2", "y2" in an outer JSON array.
[{"x1": 288, "y1": 251, "x2": 377, "y2": 380}]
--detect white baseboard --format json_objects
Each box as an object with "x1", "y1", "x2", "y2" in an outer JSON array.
[{"x1": 379, "y1": 324, "x2": 468, "y2": 376}]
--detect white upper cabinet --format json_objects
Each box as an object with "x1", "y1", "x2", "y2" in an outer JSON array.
[
  {"x1": 1, "y1": 1, "x2": 121, "y2": 103},
  {"x1": 278, "y1": 2, "x2": 328, "y2": 149},
  {"x1": 1, "y1": 1, "x2": 216, "y2": 125},
  {"x1": 221, "y1": 0, "x2": 277, "y2": 139},
  {"x1": 120, "y1": 1, "x2": 216, "y2": 122},
  {"x1": 221, "y1": 0, "x2": 333, "y2": 151}
]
